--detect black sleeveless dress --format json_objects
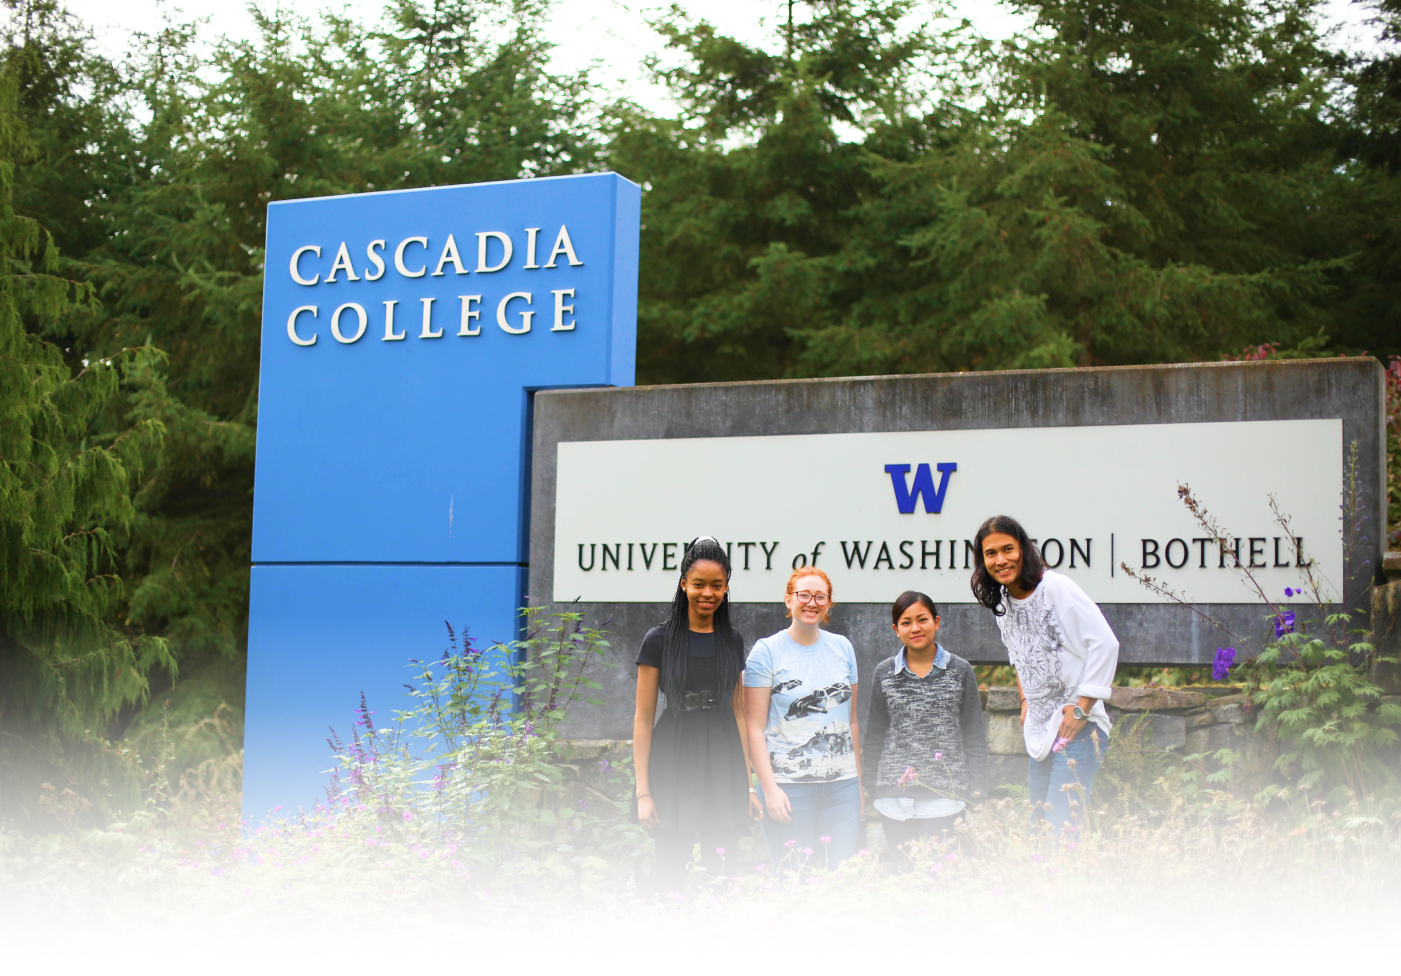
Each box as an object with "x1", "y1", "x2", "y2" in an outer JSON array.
[{"x1": 636, "y1": 627, "x2": 750, "y2": 833}]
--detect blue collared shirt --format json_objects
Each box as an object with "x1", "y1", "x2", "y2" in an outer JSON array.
[{"x1": 872, "y1": 643, "x2": 966, "y2": 821}]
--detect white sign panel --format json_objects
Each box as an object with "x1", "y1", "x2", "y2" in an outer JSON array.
[{"x1": 552, "y1": 420, "x2": 1342, "y2": 604}]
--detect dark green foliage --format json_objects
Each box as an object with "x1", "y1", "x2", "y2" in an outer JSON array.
[
  {"x1": 0, "y1": 24, "x2": 172, "y2": 812},
  {"x1": 0, "y1": 0, "x2": 599, "y2": 824},
  {"x1": 3, "y1": 0, "x2": 1401, "y2": 825},
  {"x1": 618, "y1": 0, "x2": 1372, "y2": 380}
]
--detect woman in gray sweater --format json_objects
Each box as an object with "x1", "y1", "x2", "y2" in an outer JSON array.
[{"x1": 862, "y1": 591, "x2": 987, "y2": 864}]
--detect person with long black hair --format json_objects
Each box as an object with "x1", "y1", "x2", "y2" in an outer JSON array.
[
  {"x1": 971, "y1": 516, "x2": 1119, "y2": 831},
  {"x1": 633, "y1": 537, "x2": 760, "y2": 895}
]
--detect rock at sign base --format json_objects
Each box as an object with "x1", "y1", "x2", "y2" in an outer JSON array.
[{"x1": 1109, "y1": 687, "x2": 1208, "y2": 711}]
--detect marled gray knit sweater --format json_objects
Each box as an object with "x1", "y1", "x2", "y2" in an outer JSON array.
[{"x1": 862, "y1": 647, "x2": 988, "y2": 802}]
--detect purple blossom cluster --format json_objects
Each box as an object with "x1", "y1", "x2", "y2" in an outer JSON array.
[{"x1": 1212, "y1": 647, "x2": 1236, "y2": 682}]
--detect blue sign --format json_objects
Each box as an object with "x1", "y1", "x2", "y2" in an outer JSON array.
[{"x1": 244, "y1": 173, "x2": 639, "y2": 820}]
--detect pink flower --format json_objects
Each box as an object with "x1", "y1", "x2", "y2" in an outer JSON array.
[
  {"x1": 1031, "y1": 853, "x2": 1043, "y2": 862},
  {"x1": 715, "y1": 847, "x2": 725, "y2": 855},
  {"x1": 933, "y1": 751, "x2": 944, "y2": 761},
  {"x1": 929, "y1": 863, "x2": 941, "y2": 873},
  {"x1": 365, "y1": 838, "x2": 377, "y2": 847},
  {"x1": 783, "y1": 839, "x2": 796, "y2": 847},
  {"x1": 756, "y1": 863, "x2": 767, "y2": 872},
  {"x1": 819, "y1": 835, "x2": 832, "y2": 844},
  {"x1": 1052, "y1": 737, "x2": 1070, "y2": 753},
  {"x1": 402, "y1": 811, "x2": 414, "y2": 821},
  {"x1": 897, "y1": 766, "x2": 919, "y2": 787}
]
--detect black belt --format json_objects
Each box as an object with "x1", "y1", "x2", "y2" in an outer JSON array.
[{"x1": 673, "y1": 690, "x2": 720, "y2": 711}]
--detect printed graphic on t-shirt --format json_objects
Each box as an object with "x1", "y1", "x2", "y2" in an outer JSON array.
[
  {"x1": 767, "y1": 673, "x2": 855, "y2": 781},
  {"x1": 784, "y1": 682, "x2": 852, "y2": 720},
  {"x1": 744, "y1": 630, "x2": 861, "y2": 783},
  {"x1": 1000, "y1": 588, "x2": 1071, "y2": 743}
]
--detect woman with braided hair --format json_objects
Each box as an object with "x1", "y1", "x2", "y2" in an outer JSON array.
[{"x1": 633, "y1": 537, "x2": 761, "y2": 895}]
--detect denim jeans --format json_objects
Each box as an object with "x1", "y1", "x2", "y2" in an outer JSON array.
[
  {"x1": 761, "y1": 777, "x2": 862, "y2": 871},
  {"x1": 1027, "y1": 726, "x2": 1107, "y2": 830}
]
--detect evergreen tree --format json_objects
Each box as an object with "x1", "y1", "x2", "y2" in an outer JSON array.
[
  {"x1": 618, "y1": 0, "x2": 1361, "y2": 379},
  {"x1": 0, "y1": 0, "x2": 599, "y2": 820},
  {"x1": 609, "y1": 0, "x2": 944, "y2": 383},
  {"x1": 0, "y1": 40, "x2": 171, "y2": 816}
]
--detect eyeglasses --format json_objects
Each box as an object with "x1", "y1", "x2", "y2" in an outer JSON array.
[{"x1": 793, "y1": 591, "x2": 830, "y2": 606}]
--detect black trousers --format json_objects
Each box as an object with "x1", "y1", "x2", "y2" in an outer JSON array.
[
  {"x1": 648, "y1": 827, "x2": 739, "y2": 895},
  {"x1": 879, "y1": 812, "x2": 964, "y2": 867}
]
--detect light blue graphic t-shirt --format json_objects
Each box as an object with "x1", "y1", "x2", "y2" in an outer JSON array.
[{"x1": 744, "y1": 629, "x2": 860, "y2": 783}]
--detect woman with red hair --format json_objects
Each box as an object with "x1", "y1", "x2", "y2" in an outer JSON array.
[{"x1": 743, "y1": 567, "x2": 863, "y2": 870}]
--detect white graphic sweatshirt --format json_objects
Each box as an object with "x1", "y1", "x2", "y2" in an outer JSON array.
[{"x1": 994, "y1": 570, "x2": 1119, "y2": 761}]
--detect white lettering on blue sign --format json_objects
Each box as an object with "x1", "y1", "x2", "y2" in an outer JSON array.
[
  {"x1": 498, "y1": 292, "x2": 533, "y2": 334},
  {"x1": 287, "y1": 305, "x2": 318, "y2": 345},
  {"x1": 290, "y1": 245, "x2": 321, "y2": 285},
  {"x1": 458, "y1": 295, "x2": 482, "y2": 336},
  {"x1": 284, "y1": 226, "x2": 586, "y2": 345},
  {"x1": 395, "y1": 237, "x2": 428, "y2": 277},
  {"x1": 331, "y1": 303, "x2": 368, "y2": 343}
]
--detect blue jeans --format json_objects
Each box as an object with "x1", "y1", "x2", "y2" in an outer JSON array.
[
  {"x1": 761, "y1": 777, "x2": 862, "y2": 871},
  {"x1": 1028, "y1": 727, "x2": 1107, "y2": 830}
]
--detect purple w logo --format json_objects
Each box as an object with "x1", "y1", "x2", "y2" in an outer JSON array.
[{"x1": 883, "y1": 463, "x2": 957, "y2": 514}]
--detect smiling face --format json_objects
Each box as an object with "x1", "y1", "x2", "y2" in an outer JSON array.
[
  {"x1": 982, "y1": 531, "x2": 1024, "y2": 591},
  {"x1": 785, "y1": 573, "x2": 831, "y2": 626},
  {"x1": 682, "y1": 559, "x2": 728, "y2": 623},
  {"x1": 893, "y1": 601, "x2": 939, "y2": 652}
]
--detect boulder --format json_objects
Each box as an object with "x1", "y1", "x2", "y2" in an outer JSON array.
[
  {"x1": 1109, "y1": 687, "x2": 1208, "y2": 712},
  {"x1": 1202, "y1": 694, "x2": 1250, "y2": 725},
  {"x1": 985, "y1": 713, "x2": 1025, "y2": 755},
  {"x1": 1370, "y1": 578, "x2": 1401, "y2": 695},
  {"x1": 1183, "y1": 721, "x2": 1278, "y2": 793},
  {"x1": 985, "y1": 754, "x2": 1027, "y2": 796},
  {"x1": 985, "y1": 686, "x2": 1022, "y2": 712},
  {"x1": 1107, "y1": 711, "x2": 1187, "y2": 751}
]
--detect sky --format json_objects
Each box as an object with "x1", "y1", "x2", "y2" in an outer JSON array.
[{"x1": 55, "y1": 0, "x2": 1387, "y2": 117}]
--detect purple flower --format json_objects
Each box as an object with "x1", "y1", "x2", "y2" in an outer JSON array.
[
  {"x1": 932, "y1": 751, "x2": 944, "y2": 762},
  {"x1": 598, "y1": 759, "x2": 612, "y2": 771},
  {"x1": 1052, "y1": 737, "x2": 1070, "y2": 753},
  {"x1": 898, "y1": 766, "x2": 919, "y2": 787},
  {"x1": 1212, "y1": 647, "x2": 1236, "y2": 682},
  {"x1": 1284, "y1": 587, "x2": 1294, "y2": 597},
  {"x1": 1274, "y1": 611, "x2": 1296, "y2": 638}
]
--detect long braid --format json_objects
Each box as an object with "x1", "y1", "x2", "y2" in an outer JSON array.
[{"x1": 659, "y1": 537, "x2": 745, "y2": 706}]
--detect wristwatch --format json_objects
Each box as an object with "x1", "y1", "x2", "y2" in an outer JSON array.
[{"x1": 1072, "y1": 705, "x2": 1089, "y2": 722}]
